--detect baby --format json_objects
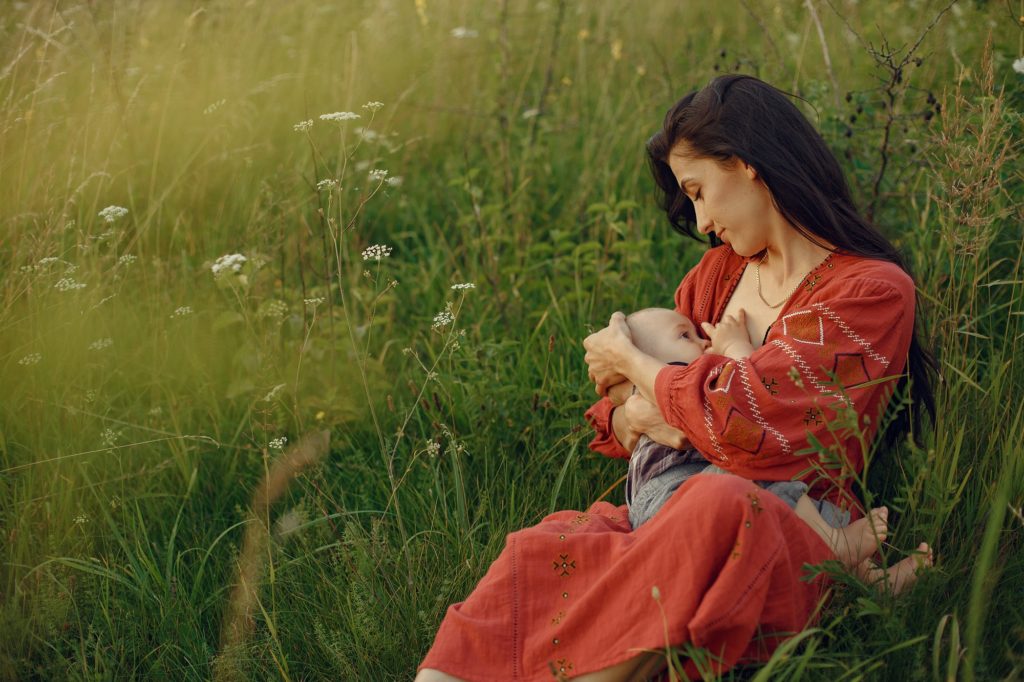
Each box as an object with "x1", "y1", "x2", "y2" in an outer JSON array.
[{"x1": 617, "y1": 307, "x2": 931, "y2": 589}]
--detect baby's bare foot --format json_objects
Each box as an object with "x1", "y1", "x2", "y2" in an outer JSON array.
[
  {"x1": 830, "y1": 506, "x2": 888, "y2": 568},
  {"x1": 857, "y1": 542, "x2": 933, "y2": 596}
]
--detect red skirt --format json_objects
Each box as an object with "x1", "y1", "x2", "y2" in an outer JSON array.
[{"x1": 419, "y1": 474, "x2": 834, "y2": 680}]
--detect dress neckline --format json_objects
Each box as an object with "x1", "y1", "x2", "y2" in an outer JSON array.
[{"x1": 711, "y1": 249, "x2": 838, "y2": 328}]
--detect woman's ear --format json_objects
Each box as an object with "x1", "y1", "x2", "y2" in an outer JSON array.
[{"x1": 743, "y1": 161, "x2": 759, "y2": 181}]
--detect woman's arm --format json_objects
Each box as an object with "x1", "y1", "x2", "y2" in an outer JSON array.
[{"x1": 654, "y1": 278, "x2": 915, "y2": 485}]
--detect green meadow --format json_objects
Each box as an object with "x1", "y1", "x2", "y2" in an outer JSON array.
[{"x1": 1, "y1": 0, "x2": 1021, "y2": 678}]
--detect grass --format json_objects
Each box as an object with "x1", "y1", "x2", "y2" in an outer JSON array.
[{"x1": 1, "y1": 0, "x2": 1022, "y2": 679}]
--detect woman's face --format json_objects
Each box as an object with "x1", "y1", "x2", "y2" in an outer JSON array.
[{"x1": 667, "y1": 145, "x2": 775, "y2": 257}]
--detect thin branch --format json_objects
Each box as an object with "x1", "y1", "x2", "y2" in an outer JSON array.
[{"x1": 804, "y1": 0, "x2": 841, "y2": 109}]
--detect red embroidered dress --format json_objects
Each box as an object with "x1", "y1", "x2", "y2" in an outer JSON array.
[{"x1": 420, "y1": 246, "x2": 917, "y2": 680}]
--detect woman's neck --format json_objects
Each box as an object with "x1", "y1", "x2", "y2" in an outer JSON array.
[{"x1": 760, "y1": 229, "x2": 834, "y2": 287}]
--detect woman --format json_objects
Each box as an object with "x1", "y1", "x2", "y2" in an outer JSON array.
[{"x1": 417, "y1": 74, "x2": 934, "y2": 681}]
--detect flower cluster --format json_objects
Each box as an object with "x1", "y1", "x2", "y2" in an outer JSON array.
[
  {"x1": 368, "y1": 168, "x2": 389, "y2": 182},
  {"x1": 362, "y1": 101, "x2": 384, "y2": 112},
  {"x1": 1014, "y1": 57, "x2": 1024, "y2": 75},
  {"x1": 54, "y1": 277, "x2": 86, "y2": 291},
  {"x1": 171, "y1": 305, "x2": 193, "y2": 318},
  {"x1": 317, "y1": 178, "x2": 338, "y2": 191},
  {"x1": 432, "y1": 307, "x2": 454, "y2": 330},
  {"x1": 118, "y1": 254, "x2": 137, "y2": 266},
  {"x1": 450, "y1": 282, "x2": 476, "y2": 290},
  {"x1": 320, "y1": 111, "x2": 360, "y2": 122},
  {"x1": 211, "y1": 253, "x2": 247, "y2": 276},
  {"x1": 89, "y1": 338, "x2": 113, "y2": 351},
  {"x1": 426, "y1": 440, "x2": 441, "y2": 457},
  {"x1": 293, "y1": 119, "x2": 314, "y2": 132},
  {"x1": 18, "y1": 353, "x2": 41, "y2": 366},
  {"x1": 101, "y1": 428, "x2": 120, "y2": 446},
  {"x1": 450, "y1": 26, "x2": 478, "y2": 39},
  {"x1": 98, "y1": 205, "x2": 128, "y2": 223},
  {"x1": 260, "y1": 300, "x2": 288, "y2": 319},
  {"x1": 386, "y1": 175, "x2": 403, "y2": 187},
  {"x1": 304, "y1": 297, "x2": 325, "y2": 307},
  {"x1": 361, "y1": 244, "x2": 392, "y2": 261},
  {"x1": 269, "y1": 436, "x2": 288, "y2": 450}
]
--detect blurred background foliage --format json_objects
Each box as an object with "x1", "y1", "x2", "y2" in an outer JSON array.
[{"x1": 1, "y1": 0, "x2": 1022, "y2": 679}]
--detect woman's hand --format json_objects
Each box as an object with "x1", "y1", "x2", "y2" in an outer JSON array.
[
  {"x1": 583, "y1": 312, "x2": 635, "y2": 396},
  {"x1": 622, "y1": 394, "x2": 691, "y2": 451}
]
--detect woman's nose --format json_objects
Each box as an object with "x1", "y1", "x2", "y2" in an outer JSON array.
[{"x1": 694, "y1": 206, "x2": 712, "y2": 235}]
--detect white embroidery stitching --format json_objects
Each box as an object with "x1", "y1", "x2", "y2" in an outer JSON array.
[
  {"x1": 736, "y1": 360, "x2": 792, "y2": 455},
  {"x1": 811, "y1": 302, "x2": 890, "y2": 367}
]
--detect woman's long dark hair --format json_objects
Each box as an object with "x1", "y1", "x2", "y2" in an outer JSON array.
[{"x1": 647, "y1": 74, "x2": 935, "y2": 447}]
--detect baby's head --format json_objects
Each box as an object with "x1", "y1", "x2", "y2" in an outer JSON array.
[{"x1": 626, "y1": 308, "x2": 708, "y2": 365}]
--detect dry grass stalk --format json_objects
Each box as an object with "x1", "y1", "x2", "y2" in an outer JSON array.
[{"x1": 213, "y1": 429, "x2": 330, "y2": 681}]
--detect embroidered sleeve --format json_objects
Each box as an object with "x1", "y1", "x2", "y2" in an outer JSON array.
[{"x1": 653, "y1": 279, "x2": 915, "y2": 477}]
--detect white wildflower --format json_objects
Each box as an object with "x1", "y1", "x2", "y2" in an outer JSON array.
[
  {"x1": 450, "y1": 27, "x2": 478, "y2": 39},
  {"x1": 54, "y1": 277, "x2": 86, "y2": 291},
  {"x1": 293, "y1": 119, "x2": 314, "y2": 132},
  {"x1": 98, "y1": 205, "x2": 128, "y2": 223},
  {"x1": 385, "y1": 175, "x2": 403, "y2": 187},
  {"x1": 362, "y1": 101, "x2": 384, "y2": 112},
  {"x1": 521, "y1": 108, "x2": 540, "y2": 119},
  {"x1": 426, "y1": 441, "x2": 441, "y2": 457},
  {"x1": 38, "y1": 256, "x2": 59, "y2": 267},
  {"x1": 317, "y1": 178, "x2": 338, "y2": 191},
  {"x1": 73, "y1": 514, "x2": 90, "y2": 525},
  {"x1": 368, "y1": 168, "x2": 389, "y2": 182},
  {"x1": 18, "y1": 352, "x2": 42, "y2": 366},
  {"x1": 1014, "y1": 57, "x2": 1024, "y2": 75},
  {"x1": 304, "y1": 297, "x2": 325, "y2": 307},
  {"x1": 432, "y1": 307, "x2": 455, "y2": 330},
  {"x1": 274, "y1": 508, "x2": 305, "y2": 538},
  {"x1": 361, "y1": 244, "x2": 392, "y2": 261},
  {"x1": 148, "y1": 406, "x2": 163, "y2": 416},
  {"x1": 89, "y1": 337, "x2": 113, "y2": 351},
  {"x1": 319, "y1": 111, "x2": 361, "y2": 122},
  {"x1": 211, "y1": 253, "x2": 247, "y2": 276},
  {"x1": 101, "y1": 428, "x2": 120, "y2": 447},
  {"x1": 269, "y1": 436, "x2": 288, "y2": 450},
  {"x1": 450, "y1": 282, "x2": 476, "y2": 290},
  {"x1": 260, "y1": 300, "x2": 288, "y2": 319},
  {"x1": 171, "y1": 305, "x2": 193, "y2": 318},
  {"x1": 118, "y1": 254, "x2": 137, "y2": 266}
]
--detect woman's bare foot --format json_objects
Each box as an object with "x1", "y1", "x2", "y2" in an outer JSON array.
[
  {"x1": 829, "y1": 506, "x2": 888, "y2": 568},
  {"x1": 857, "y1": 542, "x2": 933, "y2": 596}
]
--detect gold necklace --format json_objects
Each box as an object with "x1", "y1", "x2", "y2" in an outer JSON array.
[{"x1": 755, "y1": 251, "x2": 815, "y2": 309}]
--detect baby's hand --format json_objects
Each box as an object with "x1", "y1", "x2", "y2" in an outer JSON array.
[{"x1": 701, "y1": 310, "x2": 755, "y2": 360}]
